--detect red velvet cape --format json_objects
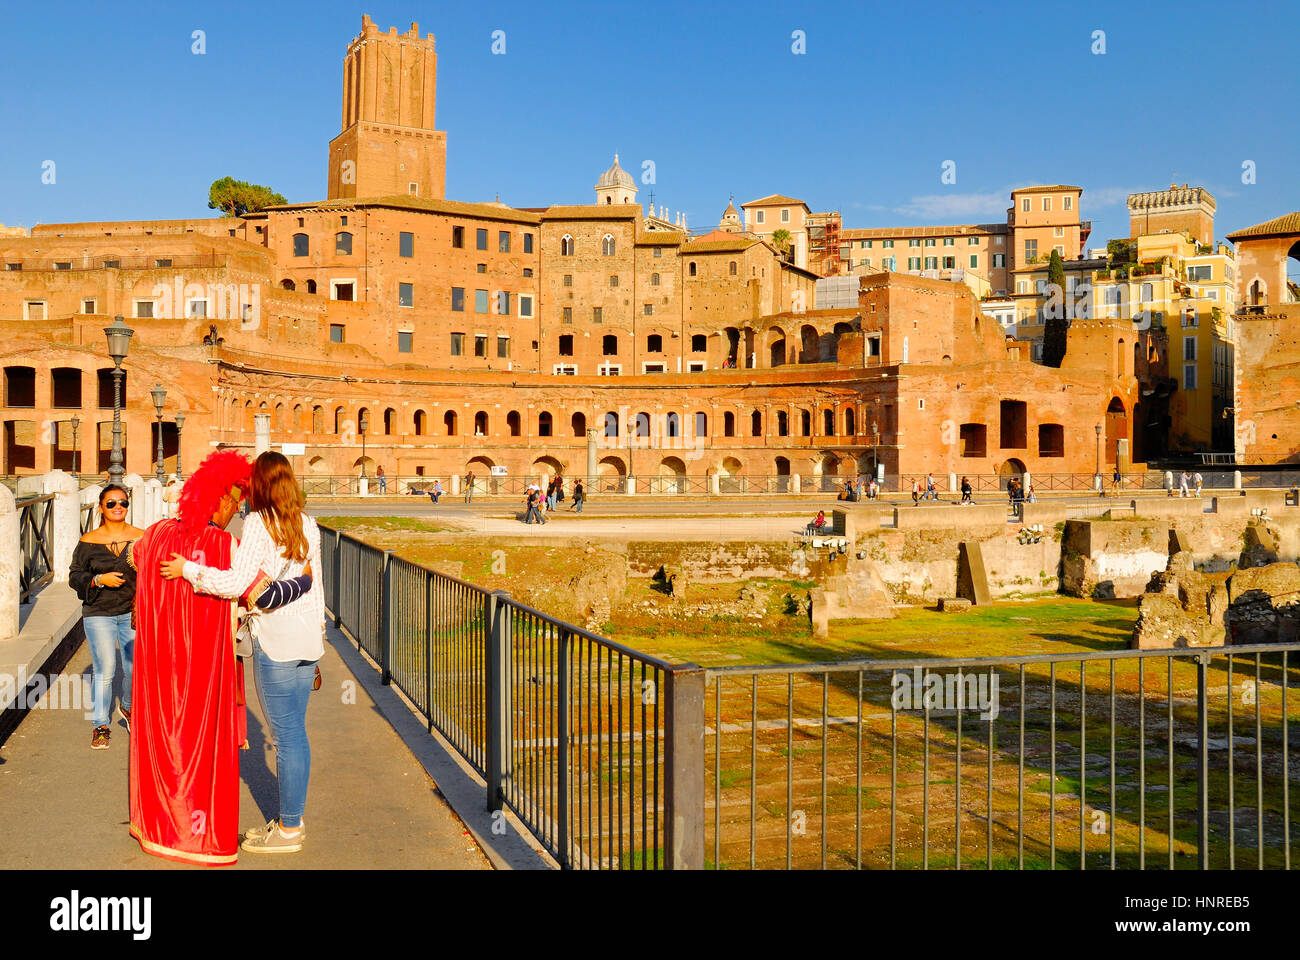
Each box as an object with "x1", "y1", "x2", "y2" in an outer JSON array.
[{"x1": 128, "y1": 519, "x2": 246, "y2": 866}]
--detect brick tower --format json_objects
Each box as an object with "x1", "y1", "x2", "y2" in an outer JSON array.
[{"x1": 327, "y1": 15, "x2": 447, "y2": 201}]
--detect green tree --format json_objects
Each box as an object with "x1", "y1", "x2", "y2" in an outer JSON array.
[
  {"x1": 208, "y1": 176, "x2": 287, "y2": 217},
  {"x1": 1042, "y1": 248, "x2": 1068, "y2": 367},
  {"x1": 771, "y1": 228, "x2": 792, "y2": 255}
]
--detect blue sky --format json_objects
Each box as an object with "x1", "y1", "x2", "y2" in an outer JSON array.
[{"x1": 2, "y1": 0, "x2": 1297, "y2": 247}]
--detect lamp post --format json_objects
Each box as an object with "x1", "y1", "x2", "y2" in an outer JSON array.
[
  {"x1": 70, "y1": 416, "x2": 80, "y2": 476},
  {"x1": 151, "y1": 383, "x2": 167, "y2": 482},
  {"x1": 1095, "y1": 423, "x2": 1103, "y2": 497},
  {"x1": 174, "y1": 412, "x2": 185, "y2": 480},
  {"x1": 872, "y1": 420, "x2": 880, "y2": 478},
  {"x1": 359, "y1": 410, "x2": 368, "y2": 478},
  {"x1": 103, "y1": 316, "x2": 133, "y2": 484}
]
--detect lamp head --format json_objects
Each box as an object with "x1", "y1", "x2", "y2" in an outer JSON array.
[{"x1": 103, "y1": 316, "x2": 134, "y2": 364}]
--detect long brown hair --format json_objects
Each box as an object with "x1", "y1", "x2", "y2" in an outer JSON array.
[{"x1": 249, "y1": 452, "x2": 308, "y2": 562}]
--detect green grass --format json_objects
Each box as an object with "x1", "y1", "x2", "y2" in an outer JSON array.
[{"x1": 319, "y1": 515, "x2": 453, "y2": 534}]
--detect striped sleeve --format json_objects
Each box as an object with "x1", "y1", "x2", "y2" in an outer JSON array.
[{"x1": 182, "y1": 514, "x2": 271, "y2": 600}]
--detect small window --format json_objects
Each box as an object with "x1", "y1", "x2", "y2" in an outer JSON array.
[
  {"x1": 561, "y1": 235, "x2": 574, "y2": 256},
  {"x1": 408, "y1": 182, "x2": 418, "y2": 195},
  {"x1": 653, "y1": 247, "x2": 662, "y2": 258},
  {"x1": 647, "y1": 334, "x2": 662, "y2": 352},
  {"x1": 330, "y1": 324, "x2": 345, "y2": 343},
  {"x1": 53, "y1": 261, "x2": 70, "y2": 270},
  {"x1": 643, "y1": 303, "x2": 653, "y2": 316},
  {"x1": 498, "y1": 336, "x2": 510, "y2": 359},
  {"x1": 970, "y1": 255, "x2": 979, "y2": 268},
  {"x1": 559, "y1": 335, "x2": 574, "y2": 356},
  {"x1": 451, "y1": 332, "x2": 464, "y2": 356},
  {"x1": 82, "y1": 298, "x2": 97, "y2": 314},
  {"x1": 399, "y1": 282, "x2": 413, "y2": 307},
  {"x1": 1021, "y1": 198, "x2": 1030, "y2": 212},
  {"x1": 523, "y1": 233, "x2": 533, "y2": 254},
  {"x1": 400, "y1": 232, "x2": 414, "y2": 257},
  {"x1": 398, "y1": 331, "x2": 413, "y2": 353},
  {"x1": 925, "y1": 238, "x2": 936, "y2": 247},
  {"x1": 562, "y1": 306, "x2": 572, "y2": 324},
  {"x1": 651, "y1": 272, "x2": 660, "y2": 286},
  {"x1": 603, "y1": 334, "x2": 618, "y2": 356},
  {"x1": 451, "y1": 287, "x2": 465, "y2": 311},
  {"x1": 496, "y1": 291, "x2": 510, "y2": 315},
  {"x1": 292, "y1": 234, "x2": 308, "y2": 257},
  {"x1": 476, "y1": 228, "x2": 488, "y2": 250},
  {"x1": 519, "y1": 295, "x2": 533, "y2": 318},
  {"x1": 691, "y1": 334, "x2": 707, "y2": 352},
  {"x1": 563, "y1": 274, "x2": 573, "y2": 287},
  {"x1": 1042, "y1": 197, "x2": 1051, "y2": 211},
  {"x1": 499, "y1": 231, "x2": 511, "y2": 253},
  {"x1": 335, "y1": 231, "x2": 353, "y2": 255},
  {"x1": 475, "y1": 335, "x2": 487, "y2": 358},
  {"x1": 523, "y1": 268, "x2": 533, "y2": 277},
  {"x1": 729, "y1": 261, "x2": 737, "y2": 276},
  {"x1": 593, "y1": 307, "x2": 602, "y2": 324},
  {"x1": 452, "y1": 226, "x2": 464, "y2": 248},
  {"x1": 134, "y1": 300, "x2": 154, "y2": 319},
  {"x1": 25, "y1": 301, "x2": 47, "y2": 321},
  {"x1": 689, "y1": 262, "x2": 697, "y2": 277},
  {"x1": 154, "y1": 258, "x2": 172, "y2": 267},
  {"x1": 475, "y1": 289, "x2": 488, "y2": 313},
  {"x1": 340, "y1": 215, "x2": 348, "y2": 226},
  {"x1": 554, "y1": 364, "x2": 577, "y2": 375},
  {"x1": 610, "y1": 275, "x2": 619, "y2": 287},
  {"x1": 602, "y1": 234, "x2": 616, "y2": 256},
  {"x1": 476, "y1": 263, "x2": 486, "y2": 273},
  {"x1": 780, "y1": 208, "x2": 790, "y2": 223},
  {"x1": 756, "y1": 210, "x2": 765, "y2": 224},
  {"x1": 5, "y1": 262, "x2": 21, "y2": 271}
]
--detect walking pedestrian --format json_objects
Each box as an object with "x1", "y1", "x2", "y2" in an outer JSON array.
[
  {"x1": 70, "y1": 484, "x2": 146, "y2": 750},
  {"x1": 1111, "y1": 466, "x2": 1122, "y2": 495},
  {"x1": 912, "y1": 478, "x2": 921, "y2": 506},
  {"x1": 1179, "y1": 470, "x2": 1190, "y2": 498},
  {"x1": 571, "y1": 479, "x2": 585, "y2": 512},
  {"x1": 1194, "y1": 471, "x2": 1203, "y2": 497},
  {"x1": 925, "y1": 472, "x2": 938, "y2": 501},
  {"x1": 377, "y1": 465, "x2": 387, "y2": 494},
  {"x1": 464, "y1": 471, "x2": 475, "y2": 504},
  {"x1": 960, "y1": 476, "x2": 972, "y2": 503}
]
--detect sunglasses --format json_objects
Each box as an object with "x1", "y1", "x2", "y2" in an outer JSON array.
[{"x1": 103, "y1": 499, "x2": 130, "y2": 509}]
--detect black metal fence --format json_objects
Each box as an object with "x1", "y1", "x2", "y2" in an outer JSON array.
[
  {"x1": 703, "y1": 648, "x2": 1299, "y2": 870},
  {"x1": 17, "y1": 494, "x2": 54, "y2": 603},
  {"x1": 321, "y1": 524, "x2": 696, "y2": 869}
]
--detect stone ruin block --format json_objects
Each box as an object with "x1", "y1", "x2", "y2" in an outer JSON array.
[{"x1": 938, "y1": 597, "x2": 972, "y2": 613}]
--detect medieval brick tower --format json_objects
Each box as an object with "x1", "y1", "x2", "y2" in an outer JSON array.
[{"x1": 326, "y1": 15, "x2": 447, "y2": 201}]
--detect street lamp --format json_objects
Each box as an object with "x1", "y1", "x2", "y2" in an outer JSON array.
[
  {"x1": 359, "y1": 410, "x2": 369, "y2": 478},
  {"x1": 151, "y1": 383, "x2": 167, "y2": 482},
  {"x1": 174, "y1": 412, "x2": 185, "y2": 480},
  {"x1": 70, "y1": 416, "x2": 80, "y2": 475},
  {"x1": 871, "y1": 420, "x2": 880, "y2": 478},
  {"x1": 103, "y1": 316, "x2": 134, "y2": 484},
  {"x1": 1095, "y1": 423, "x2": 1103, "y2": 497}
]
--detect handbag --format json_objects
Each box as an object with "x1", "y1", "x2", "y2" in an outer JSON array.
[{"x1": 235, "y1": 556, "x2": 297, "y2": 658}]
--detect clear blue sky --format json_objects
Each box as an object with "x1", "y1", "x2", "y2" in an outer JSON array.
[{"x1": 2, "y1": 0, "x2": 1297, "y2": 247}]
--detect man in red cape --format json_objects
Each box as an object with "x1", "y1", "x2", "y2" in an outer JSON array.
[{"x1": 128, "y1": 451, "x2": 251, "y2": 865}]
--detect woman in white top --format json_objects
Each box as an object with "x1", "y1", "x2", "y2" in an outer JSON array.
[{"x1": 161, "y1": 451, "x2": 324, "y2": 854}]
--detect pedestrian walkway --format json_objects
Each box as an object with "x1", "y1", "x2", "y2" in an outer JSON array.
[{"x1": 0, "y1": 622, "x2": 494, "y2": 870}]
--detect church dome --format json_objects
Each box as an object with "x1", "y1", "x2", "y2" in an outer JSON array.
[{"x1": 595, "y1": 154, "x2": 635, "y2": 191}]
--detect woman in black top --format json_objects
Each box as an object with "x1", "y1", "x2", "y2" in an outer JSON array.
[{"x1": 69, "y1": 484, "x2": 145, "y2": 750}]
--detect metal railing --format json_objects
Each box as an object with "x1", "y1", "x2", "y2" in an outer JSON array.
[
  {"x1": 18, "y1": 494, "x2": 54, "y2": 603},
  {"x1": 321, "y1": 524, "x2": 693, "y2": 869},
  {"x1": 0, "y1": 252, "x2": 225, "y2": 273},
  {"x1": 702, "y1": 647, "x2": 1299, "y2": 869}
]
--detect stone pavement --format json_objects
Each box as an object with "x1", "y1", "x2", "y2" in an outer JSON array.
[{"x1": 0, "y1": 620, "x2": 507, "y2": 870}]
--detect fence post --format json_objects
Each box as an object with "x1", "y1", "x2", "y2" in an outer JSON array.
[
  {"x1": 1197, "y1": 652, "x2": 1209, "y2": 869},
  {"x1": 0, "y1": 488, "x2": 17, "y2": 641},
  {"x1": 425, "y1": 573, "x2": 436, "y2": 732},
  {"x1": 485, "y1": 589, "x2": 511, "y2": 812},
  {"x1": 380, "y1": 550, "x2": 393, "y2": 686},
  {"x1": 664, "y1": 663, "x2": 706, "y2": 869},
  {"x1": 332, "y1": 532, "x2": 343, "y2": 629},
  {"x1": 556, "y1": 628, "x2": 571, "y2": 868}
]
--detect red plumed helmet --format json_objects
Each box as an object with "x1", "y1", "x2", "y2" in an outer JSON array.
[{"x1": 178, "y1": 450, "x2": 252, "y2": 535}]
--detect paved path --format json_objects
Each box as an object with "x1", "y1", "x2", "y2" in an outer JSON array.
[{"x1": 0, "y1": 622, "x2": 494, "y2": 870}]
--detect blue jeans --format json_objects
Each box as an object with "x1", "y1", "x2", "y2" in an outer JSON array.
[
  {"x1": 574, "y1": 498, "x2": 584, "y2": 512},
  {"x1": 252, "y1": 641, "x2": 316, "y2": 828},
  {"x1": 84, "y1": 613, "x2": 133, "y2": 728},
  {"x1": 378, "y1": 477, "x2": 387, "y2": 493}
]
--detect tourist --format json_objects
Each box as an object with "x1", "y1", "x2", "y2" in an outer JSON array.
[
  {"x1": 808, "y1": 509, "x2": 827, "y2": 535},
  {"x1": 160, "y1": 451, "x2": 325, "y2": 855},
  {"x1": 376, "y1": 465, "x2": 386, "y2": 494},
  {"x1": 1179, "y1": 470, "x2": 1190, "y2": 497},
  {"x1": 1026, "y1": 482, "x2": 1037, "y2": 504},
  {"x1": 555, "y1": 475, "x2": 565, "y2": 506},
  {"x1": 69, "y1": 484, "x2": 146, "y2": 750},
  {"x1": 464, "y1": 471, "x2": 475, "y2": 504},
  {"x1": 912, "y1": 477, "x2": 921, "y2": 506},
  {"x1": 429, "y1": 479, "x2": 443, "y2": 504},
  {"x1": 867, "y1": 478, "x2": 879, "y2": 500},
  {"x1": 1111, "y1": 466, "x2": 1122, "y2": 494},
  {"x1": 960, "y1": 476, "x2": 972, "y2": 503},
  {"x1": 840, "y1": 479, "x2": 853, "y2": 501},
  {"x1": 546, "y1": 477, "x2": 558, "y2": 511},
  {"x1": 571, "y1": 479, "x2": 585, "y2": 512},
  {"x1": 524, "y1": 486, "x2": 546, "y2": 524},
  {"x1": 925, "y1": 472, "x2": 938, "y2": 501},
  {"x1": 1194, "y1": 471, "x2": 1203, "y2": 497},
  {"x1": 1007, "y1": 479, "x2": 1021, "y2": 506}
]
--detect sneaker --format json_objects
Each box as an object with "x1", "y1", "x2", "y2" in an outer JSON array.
[
  {"x1": 244, "y1": 818, "x2": 306, "y2": 841},
  {"x1": 118, "y1": 705, "x2": 131, "y2": 734},
  {"x1": 241, "y1": 821, "x2": 304, "y2": 854},
  {"x1": 91, "y1": 726, "x2": 110, "y2": 750}
]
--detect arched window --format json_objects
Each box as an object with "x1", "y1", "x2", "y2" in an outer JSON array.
[
  {"x1": 695, "y1": 412, "x2": 708, "y2": 437},
  {"x1": 561, "y1": 234, "x2": 574, "y2": 256},
  {"x1": 335, "y1": 232, "x2": 353, "y2": 255},
  {"x1": 751, "y1": 410, "x2": 762, "y2": 436},
  {"x1": 635, "y1": 413, "x2": 650, "y2": 438},
  {"x1": 441, "y1": 410, "x2": 455, "y2": 435},
  {"x1": 538, "y1": 412, "x2": 553, "y2": 437},
  {"x1": 281, "y1": 279, "x2": 296, "y2": 291},
  {"x1": 292, "y1": 234, "x2": 309, "y2": 257},
  {"x1": 647, "y1": 334, "x2": 662, "y2": 353},
  {"x1": 571, "y1": 411, "x2": 586, "y2": 436},
  {"x1": 651, "y1": 272, "x2": 660, "y2": 286},
  {"x1": 689, "y1": 261, "x2": 697, "y2": 277},
  {"x1": 357, "y1": 407, "x2": 369, "y2": 436},
  {"x1": 723, "y1": 412, "x2": 735, "y2": 437},
  {"x1": 845, "y1": 408, "x2": 856, "y2": 436},
  {"x1": 312, "y1": 405, "x2": 324, "y2": 434},
  {"x1": 383, "y1": 408, "x2": 395, "y2": 434},
  {"x1": 801, "y1": 409, "x2": 811, "y2": 436},
  {"x1": 823, "y1": 409, "x2": 836, "y2": 436},
  {"x1": 507, "y1": 411, "x2": 521, "y2": 436},
  {"x1": 414, "y1": 409, "x2": 428, "y2": 435},
  {"x1": 777, "y1": 410, "x2": 788, "y2": 436},
  {"x1": 666, "y1": 412, "x2": 680, "y2": 438},
  {"x1": 305, "y1": 279, "x2": 317, "y2": 294},
  {"x1": 474, "y1": 411, "x2": 489, "y2": 436},
  {"x1": 333, "y1": 406, "x2": 345, "y2": 434},
  {"x1": 605, "y1": 411, "x2": 619, "y2": 437},
  {"x1": 602, "y1": 234, "x2": 616, "y2": 256},
  {"x1": 603, "y1": 334, "x2": 618, "y2": 356},
  {"x1": 729, "y1": 260, "x2": 737, "y2": 276}
]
